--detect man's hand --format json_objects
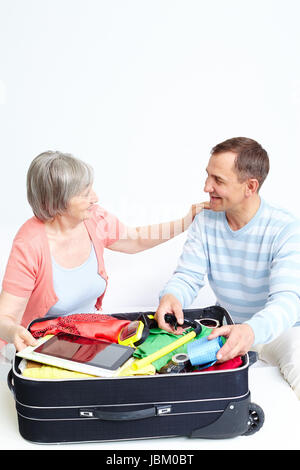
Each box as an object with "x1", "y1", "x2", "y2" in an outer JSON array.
[
  {"x1": 208, "y1": 324, "x2": 255, "y2": 362},
  {"x1": 154, "y1": 294, "x2": 185, "y2": 334}
]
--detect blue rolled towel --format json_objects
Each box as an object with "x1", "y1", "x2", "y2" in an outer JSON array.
[{"x1": 187, "y1": 336, "x2": 224, "y2": 368}]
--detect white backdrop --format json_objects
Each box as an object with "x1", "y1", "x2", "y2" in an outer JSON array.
[{"x1": 0, "y1": 0, "x2": 300, "y2": 314}]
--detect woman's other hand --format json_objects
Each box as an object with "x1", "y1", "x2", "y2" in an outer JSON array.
[
  {"x1": 108, "y1": 201, "x2": 211, "y2": 254},
  {"x1": 184, "y1": 201, "x2": 211, "y2": 226}
]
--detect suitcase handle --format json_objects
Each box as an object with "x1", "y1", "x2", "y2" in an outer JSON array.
[
  {"x1": 7, "y1": 369, "x2": 15, "y2": 398},
  {"x1": 80, "y1": 405, "x2": 171, "y2": 421}
]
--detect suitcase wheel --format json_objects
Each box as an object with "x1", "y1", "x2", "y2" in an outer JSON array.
[{"x1": 243, "y1": 402, "x2": 265, "y2": 436}]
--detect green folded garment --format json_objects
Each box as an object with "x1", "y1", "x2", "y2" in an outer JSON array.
[{"x1": 133, "y1": 326, "x2": 212, "y2": 371}]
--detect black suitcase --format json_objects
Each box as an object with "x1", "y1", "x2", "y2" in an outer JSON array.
[{"x1": 7, "y1": 306, "x2": 264, "y2": 444}]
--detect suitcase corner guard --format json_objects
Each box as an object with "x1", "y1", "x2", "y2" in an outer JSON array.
[{"x1": 190, "y1": 395, "x2": 259, "y2": 439}]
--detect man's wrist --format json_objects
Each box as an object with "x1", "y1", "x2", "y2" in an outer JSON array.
[
  {"x1": 243, "y1": 321, "x2": 257, "y2": 346},
  {"x1": 159, "y1": 289, "x2": 183, "y2": 306}
]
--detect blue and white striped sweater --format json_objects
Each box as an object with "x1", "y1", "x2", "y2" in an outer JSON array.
[{"x1": 160, "y1": 199, "x2": 300, "y2": 345}]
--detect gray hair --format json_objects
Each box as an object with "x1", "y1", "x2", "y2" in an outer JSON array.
[{"x1": 27, "y1": 151, "x2": 94, "y2": 221}]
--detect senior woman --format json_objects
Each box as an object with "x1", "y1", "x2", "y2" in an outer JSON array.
[{"x1": 0, "y1": 151, "x2": 208, "y2": 352}]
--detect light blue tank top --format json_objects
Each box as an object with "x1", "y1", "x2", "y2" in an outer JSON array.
[{"x1": 46, "y1": 243, "x2": 106, "y2": 317}]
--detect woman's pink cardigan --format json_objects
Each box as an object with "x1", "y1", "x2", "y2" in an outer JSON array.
[{"x1": 1, "y1": 205, "x2": 125, "y2": 343}]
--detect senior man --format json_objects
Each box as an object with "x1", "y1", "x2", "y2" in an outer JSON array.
[{"x1": 155, "y1": 137, "x2": 300, "y2": 398}]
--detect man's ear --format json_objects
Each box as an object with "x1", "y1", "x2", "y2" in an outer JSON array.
[{"x1": 245, "y1": 178, "x2": 259, "y2": 197}]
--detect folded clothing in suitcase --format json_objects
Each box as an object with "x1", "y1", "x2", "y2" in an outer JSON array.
[{"x1": 7, "y1": 306, "x2": 264, "y2": 444}]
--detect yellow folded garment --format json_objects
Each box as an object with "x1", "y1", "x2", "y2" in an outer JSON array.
[
  {"x1": 117, "y1": 361, "x2": 156, "y2": 376},
  {"x1": 20, "y1": 359, "x2": 155, "y2": 379},
  {"x1": 21, "y1": 360, "x2": 96, "y2": 379}
]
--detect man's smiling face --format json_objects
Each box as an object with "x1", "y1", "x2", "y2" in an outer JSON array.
[{"x1": 204, "y1": 151, "x2": 248, "y2": 212}]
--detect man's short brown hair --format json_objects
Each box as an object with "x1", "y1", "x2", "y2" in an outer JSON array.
[{"x1": 211, "y1": 137, "x2": 269, "y2": 190}]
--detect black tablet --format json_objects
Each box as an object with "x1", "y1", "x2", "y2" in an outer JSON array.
[{"x1": 33, "y1": 333, "x2": 134, "y2": 372}]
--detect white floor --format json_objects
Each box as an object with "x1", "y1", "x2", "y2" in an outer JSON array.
[{"x1": 0, "y1": 356, "x2": 299, "y2": 451}]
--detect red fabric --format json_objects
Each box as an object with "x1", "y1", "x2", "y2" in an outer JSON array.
[
  {"x1": 195, "y1": 356, "x2": 243, "y2": 372},
  {"x1": 30, "y1": 314, "x2": 130, "y2": 343}
]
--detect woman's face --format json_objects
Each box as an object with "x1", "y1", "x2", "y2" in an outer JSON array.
[{"x1": 66, "y1": 185, "x2": 99, "y2": 221}]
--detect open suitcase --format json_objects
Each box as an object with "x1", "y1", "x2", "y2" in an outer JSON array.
[{"x1": 7, "y1": 306, "x2": 264, "y2": 444}]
